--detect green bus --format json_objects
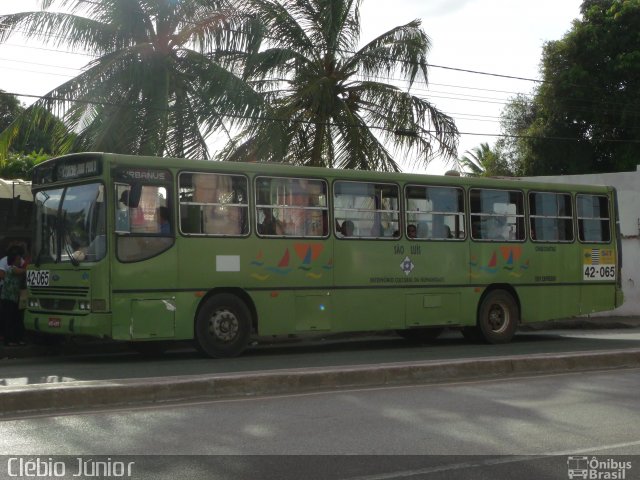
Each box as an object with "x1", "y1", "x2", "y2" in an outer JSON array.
[{"x1": 25, "y1": 152, "x2": 623, "y2": 357}]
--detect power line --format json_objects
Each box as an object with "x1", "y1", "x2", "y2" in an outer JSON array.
[
  {"x1": 1, "y1": 35, "x2": 539, "y2": 98},
  {"x1": 0, "y1": 56, "x2": 86, "y2": 72},
  {"x1": 1, "y1": 41, "x2": 95, "y2": 58},
  {"x1": 4, "y1": 41, "x2": 637, "y2": 115},
  {"x1": 1, "y1": 18, "x2": 545, "y2": 84},
  {"x1": 3, "y1": 52, "x2": 640, "y2": 130},
  {"x1": 0, "y1": 65, "x2": 75, "y2": 78},
  {"x1": 5, "y1": 90, "x2": 640, "y2": 146},
  {"x1": 2, "y1": 14, "x2": 640, "y2": 139}
]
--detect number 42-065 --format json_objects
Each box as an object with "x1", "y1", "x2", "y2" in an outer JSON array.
[{"x1": 584, "y1": 265, "x2": 616, "y2": 280}]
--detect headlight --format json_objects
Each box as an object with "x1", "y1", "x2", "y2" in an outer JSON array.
[
  {"x1": 28, "y1": 298, "x2": 41, "y2": 308},
  {"x1": 78, "y1": 300, "x2": 91, "y2": 311}
]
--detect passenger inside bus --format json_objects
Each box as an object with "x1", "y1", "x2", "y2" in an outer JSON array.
[
  {"x1": 340, "y1": 220, "x2": 355, "y2": 237},
  {"x1": 157, "y1": 206, "x2": 170, "y2": 235},
  {"x1": 258, "y1": 209, "x2": 284, "y2": 235},
  {"x1": 407, "y1": 224, "x2": 417, "y2": 239}
]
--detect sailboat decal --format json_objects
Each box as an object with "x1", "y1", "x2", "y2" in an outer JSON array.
[
  {"x1": 251, "y1": 250, "x2": 265, "y2": 266},
  {"x1": 480, "y1": 251, "x2": 498, "y2": 274},
  {"x1": 298, "y1": 247, "x2": 313, "y2": 271},
  {"x1": 267, "y1": 248, "x2": 293, "y2": 275},
  {"x1": 503, "y1": 250, "x2": 514, "y2": 271}
]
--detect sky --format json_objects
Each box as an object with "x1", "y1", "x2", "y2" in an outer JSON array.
[{"x1": 0, "y1": 0, "x2": 584, "y2": 174}]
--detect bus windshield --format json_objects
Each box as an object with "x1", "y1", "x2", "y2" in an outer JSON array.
[{"x1": 34, "y1": 182, "x2": 106, "y2": 265}]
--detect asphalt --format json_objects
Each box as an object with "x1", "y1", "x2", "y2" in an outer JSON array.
[{"x1": 1, "y1": 316, "x2": 640, "y2": 419}]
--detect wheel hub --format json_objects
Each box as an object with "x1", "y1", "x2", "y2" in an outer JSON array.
[
  {"x1": 208, "y1": 309, "x2": 239, "y2": 342},
  {"x1": 488, "y1": 304, "x2": 509, "y2": 333}
]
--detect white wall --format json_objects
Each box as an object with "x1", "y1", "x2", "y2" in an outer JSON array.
[{"x1": 531, "y1": 166, "x2": 640, "y2": 316}]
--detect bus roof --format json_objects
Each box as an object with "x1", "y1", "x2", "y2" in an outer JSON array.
[{"x1": 34, "y1": 151, "x2": 613, "y2": 194}]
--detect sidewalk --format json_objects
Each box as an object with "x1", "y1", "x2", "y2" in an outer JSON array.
[{"x1": 2, "y1": 348, "x2": 640, "y2": 418}]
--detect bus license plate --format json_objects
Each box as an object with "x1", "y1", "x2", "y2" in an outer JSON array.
[
  {"x1": 48, "y1": 318, "x2": 61, "y2": 328},
  {"x1": 27, "y1": 270, "x2": 50, "y2": 287}
]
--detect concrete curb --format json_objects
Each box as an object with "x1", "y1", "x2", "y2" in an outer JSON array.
[{"x1": 2, "y1": 348, "x2": 640, "y2": 418}]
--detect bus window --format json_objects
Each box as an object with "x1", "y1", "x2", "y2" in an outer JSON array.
[
  {"x1": 405, "y1": 185, "x2": 465, "y2": 240},
  {"x1": 334, "y1": 181, "x2": 399, "y2": 239},
  {"x1": 577, "y1": 194, "x2": 611, "y2": 243},
  {"x1": 255, "y1": 177, "x2": 328, "y2": 238},
  {"x1": 470, "y1": 189, "x2": 525, "y2": 241},
  {"x1": 116, "y1": 184, "x2": 169, "y2": 235},
  {"x1": 179, "y1": 173, "x2": 248, "y2": 236},
  {"x1": 115, "y1": 177, "x2": 174, "y2": 262},
  {"x1": 529, "y1": 192, "x2": 573, "y2": 242}
]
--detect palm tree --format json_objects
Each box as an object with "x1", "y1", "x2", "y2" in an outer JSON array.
[
  {"x1": 219, "y1": 0, "x2": 459, "y2": 171},
  {"x1": 458, "y1": 142, "x2": 513, "y2": 177},
  {"x1": 0, "y1": 0, "x2": 262, "y2": 159}
]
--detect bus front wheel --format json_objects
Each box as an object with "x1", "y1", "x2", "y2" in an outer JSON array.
[
  {"x1": 477, "y1": 290, "x2": 518, "y2": 344},
  {"x1": 195, "y1": 294, "x2": 252, "y2": 358}
]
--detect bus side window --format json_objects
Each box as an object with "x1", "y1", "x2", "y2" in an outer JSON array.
[
  {"x1": 529, "y1": 191, "x2": 573, "y2": 243},
  {"x1": 114, "y1": 180, "x2": 174, "y2": 262},
  {"x1": 405, "y1": 185, "x2": 465, "y2": 241},
  {"x1": 179, "y1": 173, "x2": 248, "y2": 236},
  {"x1": 577, "y1": 194, "x2": 610, "y2": 243},
  {"x1": 255, "y1": 176, "x2": 328, "y2": 238},
  {"x1": 470, "y1": 188, "x2": 524, "y2": 242},
  {"x1": 334, "y1": 181, "x2": 399, "y2": 239}
]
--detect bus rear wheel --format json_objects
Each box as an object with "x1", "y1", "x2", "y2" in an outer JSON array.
[
  {"x1": 477, "y1": 290, "x2": 518, "y2": 344},
  {"x1": 195, "y1": 293, "x2": 252, "y2": 358}
]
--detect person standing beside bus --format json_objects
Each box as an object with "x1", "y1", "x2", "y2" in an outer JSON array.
[
  {"x1": 0, "y1": 244, "x2": 26, "y2": 342},
  {"x1": 0, "y1": 248, "x2": 27, "y2": 346}
]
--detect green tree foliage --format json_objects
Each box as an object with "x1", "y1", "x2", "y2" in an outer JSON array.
[
  {"x1": 494, "y1": 94, "x2": 537, "y2": 176},
  {"x1": 0, "y1": 0, "x2": 262, "y2": 160},
  {"x1": 219, "y1": 0, "x2": 459, "y2": 171},
  {"x1": 458, "y1": 142, "x2": 514, "y2": 177},
  {"x1": 0, "y1": 151, "x2": 51, "y2": 180},
  {"x1": 1, "y1": 90, "x2": 22, "y2": 132},
  {"x1": 500, "y1": 0, "x2": 640, "y2": 175},
  {"x1": 0, "y1": 90, "x2": 65, "y2": 167}
]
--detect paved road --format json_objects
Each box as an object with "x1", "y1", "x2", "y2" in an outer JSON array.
[
  {"x1": 2, "y1": 329, "x2": 640, "y2": 387},
  {"x1": 1, "y1": 368, "x2": 638, "y2": 479}
]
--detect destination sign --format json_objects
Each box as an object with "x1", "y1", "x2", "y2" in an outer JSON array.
[
  {"x1": 56, "y1": 159, "x2": 100, "y2": 180},
  {"x1": 33, "y1": 155, "x2": 102, "y2": 184}
]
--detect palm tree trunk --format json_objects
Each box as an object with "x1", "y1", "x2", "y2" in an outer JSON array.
[
  {"x1": 310, "y1": 120, "x2": 325, "y2": 167},
  {"x1": 140, "y1": 63, "x2": 170, "y2": 156}
]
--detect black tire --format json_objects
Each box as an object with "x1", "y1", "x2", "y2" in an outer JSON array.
[
  {"x1": 396, "y1": 327, "x2": 444, "y2": 343},
  {"x1": 477, "y1": 290, "x2": 519, "y2": 344},
  {"x1": 194, "y1": 293, "x2": 252, "y2": 358}
]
